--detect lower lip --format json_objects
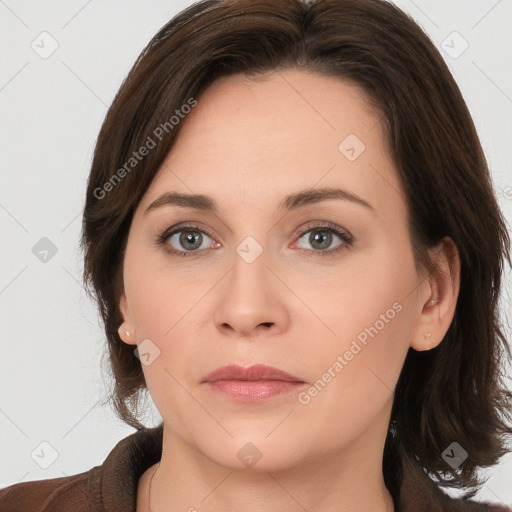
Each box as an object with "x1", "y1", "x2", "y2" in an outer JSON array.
[{"x1": 204, "y1": 380, "x2": 305, "y2": 402}]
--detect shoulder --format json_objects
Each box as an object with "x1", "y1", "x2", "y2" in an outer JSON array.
[
  {"x1": 403, "y1": 487, "x2": 512, "y2": 512},
  {"x1": 402, "y1": 485, "x2": 512, "y2": 512},
  {"x1": 0, "y1": 425, "x2": 163, "y2": 512},
  {"x1": 0, "y1": 467, "x2": 102, "y2": 511},
  {"x1": 398, "y1": 455, "x2": 511, "y2": 512}
]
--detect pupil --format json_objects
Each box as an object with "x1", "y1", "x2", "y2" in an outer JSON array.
[
  {"x1": 312, "y1": 231, "x2": 331, "y2": 250},
  {"x1": 181, "y1": 231, "x2": 201, "y2": 250}
]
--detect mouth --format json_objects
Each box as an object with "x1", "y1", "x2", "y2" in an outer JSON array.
[{"x1": 201, "y1": 364, "x2": 307, "y2": 402}]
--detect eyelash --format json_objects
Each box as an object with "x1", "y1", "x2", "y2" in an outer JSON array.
[{"x1": 155, "y1": 221, "x2": 354, "y2": 258}]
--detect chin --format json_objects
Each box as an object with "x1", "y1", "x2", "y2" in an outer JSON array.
[{"x1": 197, "y1": 433, "x2": 308, "y2": 473}]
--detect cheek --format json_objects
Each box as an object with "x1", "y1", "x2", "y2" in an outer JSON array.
[
  {"x1": 293, "y1": 244, "x2": 415, "y2": 351},
  {"x1": 122, "y1": 260, "x2": 203, "y2": 435},
  {"x1": 294, "y1": 244, "x2": 417, "y2": 406},
  {"x1": 123, "y1": 241, "x2": 202, "y2": 339},
  {"x1": 292, "y1": 297, "x2": 413, "y2": 450},
  {"x1": 121, "y1": 245, "x2": 212, "y2": 405}
]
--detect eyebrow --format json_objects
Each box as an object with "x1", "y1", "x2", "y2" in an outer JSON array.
[{"x1": 144, "y1": 187, "x2": 375, "y2": 215}]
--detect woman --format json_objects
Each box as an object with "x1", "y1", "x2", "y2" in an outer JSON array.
[{"x1": 1, "y1": 0, "x2": 511, "y2": 510}]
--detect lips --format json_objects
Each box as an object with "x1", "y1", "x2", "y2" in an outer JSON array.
[
  {"x1": 201, "y1": 364, "x2": 306, "y2": 402},
  {"x1": 202, "y1": 364, "x2": 304, "y2": 383}
]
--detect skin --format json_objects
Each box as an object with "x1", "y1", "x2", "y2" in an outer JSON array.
[{"x1": 117, "y1": 70, "x2": 460, "y2": 512}]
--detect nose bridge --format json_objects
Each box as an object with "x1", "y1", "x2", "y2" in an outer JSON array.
[
  {"x1": 212, "y1": 233, "x2": 289, "y2": 336},
  {"x1": 228, "y1": 234, "x2": 273, "y2": 302}
]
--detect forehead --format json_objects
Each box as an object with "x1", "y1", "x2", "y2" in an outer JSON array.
[
  {"x1": 140, "y1": 70, "x2": 403, "y2": 221},
  {"x1": 174, "y1": 70, "x2": 382, "y2": 158}
]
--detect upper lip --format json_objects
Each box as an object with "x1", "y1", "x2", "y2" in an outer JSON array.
[{"x1": 202, "y1": 364, "x2": 304, "y2": 383}]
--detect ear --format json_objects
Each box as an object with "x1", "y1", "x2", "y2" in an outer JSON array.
[
  {"x1": 117, "y1": 292, "x2": 137, "y2": 346},
  {"x1": 410, "y1": 236, "x2": 460, "y2": 351}
]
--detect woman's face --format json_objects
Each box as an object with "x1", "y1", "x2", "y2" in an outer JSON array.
[{"x1": 119, "y1": 70, "x2": 433, "y2": 471}]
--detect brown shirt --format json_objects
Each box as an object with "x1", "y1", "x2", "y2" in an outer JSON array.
[{"x1": 0, "y1": 425, "x2": 510, "y2": 511}]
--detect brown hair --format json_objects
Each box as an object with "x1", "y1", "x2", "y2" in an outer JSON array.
[{"x1": 81, "y1": 0, "x2": 512, "y2": 496}]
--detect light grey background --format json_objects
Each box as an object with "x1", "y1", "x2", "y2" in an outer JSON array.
[{"x1": 1, "y1": 0, "x2": 511, "y2": 506}]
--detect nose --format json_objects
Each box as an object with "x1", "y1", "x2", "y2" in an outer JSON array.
[{"x1": 212, "y1": 247, "x2": 290, "y2": 338}]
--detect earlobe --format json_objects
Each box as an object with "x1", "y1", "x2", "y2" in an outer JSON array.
[
  {"x1": 118, "y1": 293, "x2": 137, "y2": 346},
  {"x1": 118, "y1": 323, "x2": 137, "y2": 345},
  {"x1": 410, "y1": 237, "x2": 461, "y2": 352}
]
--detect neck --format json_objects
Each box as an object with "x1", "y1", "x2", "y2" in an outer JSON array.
[
  {"x1": 141, "y1": 418, "x2": 395, "y2": 512},
  {"x1": 147, "y1": 460, "x2": 394, "y2": 512}
]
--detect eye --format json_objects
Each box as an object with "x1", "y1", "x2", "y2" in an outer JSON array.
[
  {"x1": 156, "y1": 223, "x2": 220, "y2": 257},
  {"x1": 156, "y1": 221, "x2": 354, "y2": 258},
  {"x1": 293, "y1": 222, "x2": 354, "y2": 256}
]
